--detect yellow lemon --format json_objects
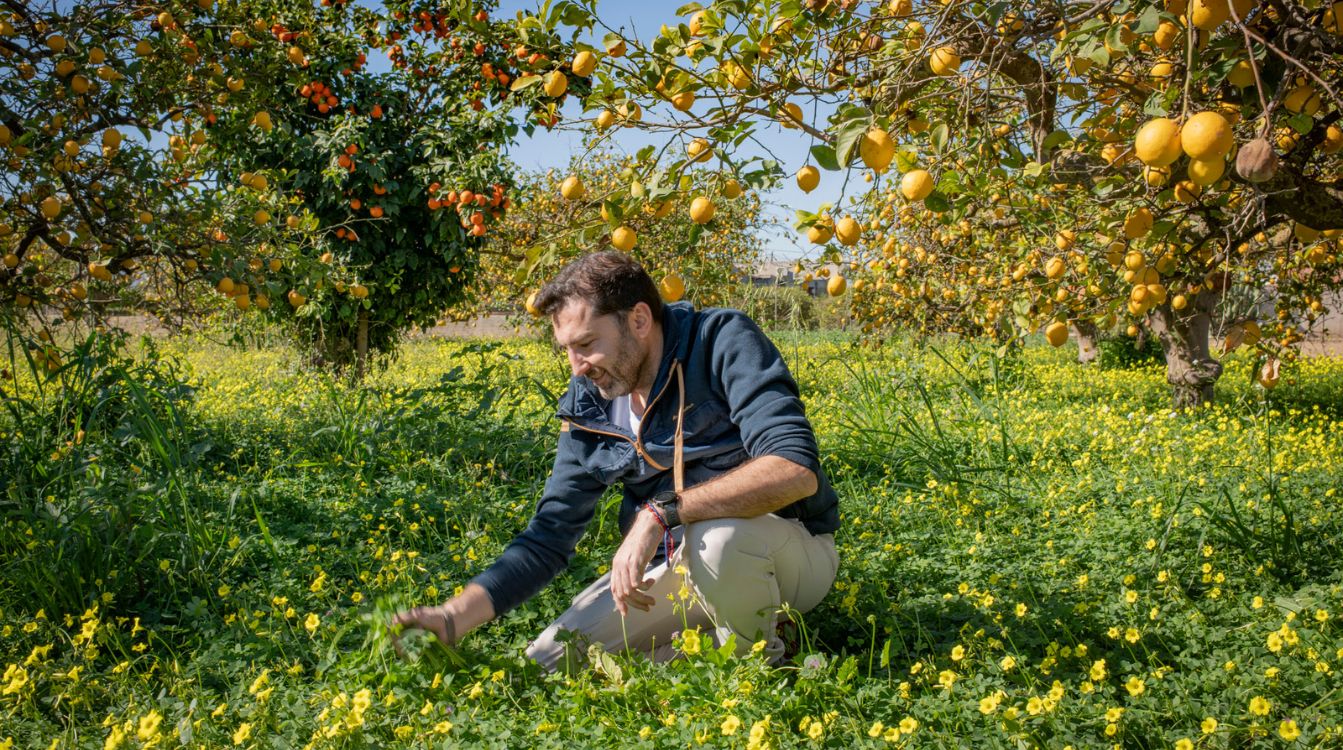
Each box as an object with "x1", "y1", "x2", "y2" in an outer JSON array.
[
  {"x1": 1180, "y1": 111, "x2": 1233, "y2": 160},
  {"x1": 900, "y1": 169, "x2": 934, "y2": 201},
  {"x1": 796, "y1": 165, "x2": 820, "y2": 193},
  {"x1": 929, "y1": 46, "x2": 960, "y2": 76},
  {"x1": 689, "y1": 196, "x2": 715, "y2": 224},
  {"x1": 835, "y1": 216, "x2": 861, "y2": 246},
  {"x1": 687, "y1": 137, "x2": 713, "y2": 163},
  {"x1": 827, "y1": 275, "x2": 847, "y2": 296},
  {"x1": 659, "y1": 274, "x2": 685, "y2": 302},
  {"x1": 1227, "y1": 59, "x2": 1254, "y2": 87},
  {"x1": 1190, "y1": 0, "x2": 1230, "y2": 30},
  {"x1": 1045, "y1": 321, "x2": 1069, "y2": 347},
  {"x1": 1134, "y1": 118, "x2": 1183, "y2": 166},
  {"x1": 611, "y1": 226, "x2": 636, "y2": 251},
  {"x1": 859, "y1": 128, "x2": 895, "y2": 173},
  {"x1": 543, "y1": 71, "x2": 568, "y2": 97},
  {"x1": 1187, "y1": 157, "x2": 1225, "y2": 186},
  {"x1": 1124, "y1": 207, "x2": 1154, "y2": 239},
  {"x1": 560, "y1": 175, "x2": 585, "y2": 200},
  {"x1": 571, "y1": 50, "x2": 597, "y2": 77}
]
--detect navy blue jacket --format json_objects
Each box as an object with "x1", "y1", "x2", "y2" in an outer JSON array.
[{"x1": 471, "y1": 302, "x2": 841, "y2": 614}]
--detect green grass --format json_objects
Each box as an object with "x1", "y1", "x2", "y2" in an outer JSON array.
[{"x1": 2, "y1": 331, "x2": 1342, "y2": 748}]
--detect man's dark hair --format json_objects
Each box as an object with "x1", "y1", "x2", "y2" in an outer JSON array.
[{"x1": 535, "y1": 251, "x2": 664, "y2": 324}]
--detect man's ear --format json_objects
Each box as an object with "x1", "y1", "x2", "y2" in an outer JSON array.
[{"x1": 630, "y1": 301, "x2": 654, "y2": 338}]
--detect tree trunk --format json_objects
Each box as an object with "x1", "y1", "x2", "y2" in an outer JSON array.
[
  {"x1": 1147, "y1": 289, "x2": 1224, "y2": 409},
  {"x1": 1072, "y1": 319, "x2": 1099, "y2": 365},
  {"x1": 355, "y1": 309, "x2": 369, "y2": 381}
]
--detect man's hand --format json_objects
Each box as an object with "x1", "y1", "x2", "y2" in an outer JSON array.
[
  {"x1": 390, "y1": 603, "x2": 458, "y2": 659},
  {"x1": 388, "y1": 584, "x2": 495, "y2": 658},
  {"x1": 610, "y1": 509, "x2": 665, "y2": 616}
]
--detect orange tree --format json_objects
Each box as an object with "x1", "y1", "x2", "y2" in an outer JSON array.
[
  {"x1": 473, "y1": 147, "x2": 766, "y2": 318},
  {"x1": 501, "y1": 0, "x2": 1343, "y2": 407},
  {"x1": 0, "y1": 0, "x2": 591, "y2": 374}
]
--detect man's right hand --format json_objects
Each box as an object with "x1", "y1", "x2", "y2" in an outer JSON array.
[
  {"x1": 390, "y1": 604, "x2": 458, "y2": 659},
  {"x1": 389, "y1": 583, "x2": 496, "y2": 658}
]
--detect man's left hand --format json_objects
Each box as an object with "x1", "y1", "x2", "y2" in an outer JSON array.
[{"x1": 609, "y1": 510, "x2": 665, "y2": 616}]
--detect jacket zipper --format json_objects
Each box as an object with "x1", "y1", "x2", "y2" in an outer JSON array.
[{"x1": 563, "y1": 359, "x2": 680, "y2": 473}]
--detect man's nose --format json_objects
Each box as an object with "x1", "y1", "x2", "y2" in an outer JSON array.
[{"x1": 568, "y1": 349, "x2": 590, "y2": 377}]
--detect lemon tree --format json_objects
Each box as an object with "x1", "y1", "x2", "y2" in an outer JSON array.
[
  {"x1": 503, "y1": 0, "x2": 1343, "y2": 407},
  {"x1": 474, "y1": 148, "x2": 765, "y2": 317}
]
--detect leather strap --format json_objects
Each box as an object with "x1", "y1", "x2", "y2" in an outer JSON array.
[{"x1": 674, "y1": 361, "x2": 685, "y2": 494}]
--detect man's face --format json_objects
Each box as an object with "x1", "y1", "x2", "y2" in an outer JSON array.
[{"x1": 552, "y1": 299, "x2": 648, "y2": 400}]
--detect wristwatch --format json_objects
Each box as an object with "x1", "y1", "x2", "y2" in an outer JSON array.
[{"x1": 648, "y1": 489, "x2": 682, "y2": 528}]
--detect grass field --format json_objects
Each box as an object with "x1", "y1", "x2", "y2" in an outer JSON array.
[{"x1": 3, "y1": 330, "x2": 1343, "y2": 748}]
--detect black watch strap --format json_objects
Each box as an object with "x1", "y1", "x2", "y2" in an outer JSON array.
[{"x1": 651, "y1": 490, "x2": 681, "y2": 528}]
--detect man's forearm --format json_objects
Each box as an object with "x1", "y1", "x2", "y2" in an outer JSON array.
[
  {"x1": 445, "y1": 582, "x2": 496, "y2": 635},
  {"x1": 677, "y1": 455, "x2": 818, "y2": 525}
]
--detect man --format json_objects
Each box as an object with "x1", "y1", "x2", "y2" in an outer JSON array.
[{"x1": 393, "y1": 252, "x2": 839, "y2": 670}]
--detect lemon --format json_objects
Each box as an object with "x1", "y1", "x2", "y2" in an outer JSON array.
[
  {"x1": 1227, "y1": 59, "x2": 1254, "y2": 87},
  {"x1": 1283, "y1": 85, "x2": 1321, "y2": 115},
  {"x1": 611, "y1": 226, "x2": 636, "y2": 251},
  {"x1": 659, "y1": 274, "x2": 685, "y2": 302},
  {"x1": 524, "y1": 291, "x2": 543, "y2": 316},
  {"x1": 796, "y1": 165, "x2": 820, "y2": 193},
  {"x1": 543, "y1": 71, "x2": 568, "y2": 97},
  {"x1": 671, "y1": 91, "x2": 695, "y2": 111},
  {"x1": 1123, "y1": 207, "x2": 1154, "y2": 239},
  {"x1": 723, "y1": 179, "x2": 743, "y2": 199},
  {"x1": 807, "y1": 224, "x2": 833, "y2": 244},
  {"x1": 1044, "y1": 321, "x2": 1069, "y2": 347},
  {"x1": 560, "y1": 175, "x2": 585, "y2": 200},
  {"x1": 1134, "y1": 118, "x2": 1183, "y2": 166},
  {"x1": 1190, "y1": 0, "x2": 1230, "y2": 30},
  {"x1": 40, "y1": 196, "x2": 62, "y2": 219},
  {"x1": 687, "y1": 138, "x2": 713, "y2": 163},
  {"x1": 571, "y1": 50, "x2": 597, "y2": 77},
  {"x1": 1180, "y1": 111, "x2": 1232, "y2": 160},
  {"x1": 929, "y1": 46, "x2": 960, "y2": 76},
  {"x1": 780, "y1": 102, "x2": 803, "y2": 128},
  {"x1": 900, "y1": 169, "x2": 934, "y2": 201},
  {"x1": 689, "y1": 196, "x2": 715, "y2": 224},
  {"x1": 835, "y1": 216, "x2": 861, "y2": 246},
  {"x1": 1187, "y1": 157, "x2": 1224, "y2": 186},
  {"x1": 859, "y1": 128, "x2": 895, "y2": 173},
  {"x1": 827, "y1": 275, "x2": 847, "y2": 296},
  {"x1": 1153, "y1": 21, "x2": 1181, "y2": 50}
]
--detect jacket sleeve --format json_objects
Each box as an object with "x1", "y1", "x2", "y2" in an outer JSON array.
[
  {"x1": 469, "y1": 424, "x2": 608, "y2": 615},
  {"x1": 707, "y1": 311, "x2": 821, "y2": 475}
]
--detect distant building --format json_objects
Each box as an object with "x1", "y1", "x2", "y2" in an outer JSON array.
[{"x1": 749, "y1": 260, "x2": 795, "y2": 286}]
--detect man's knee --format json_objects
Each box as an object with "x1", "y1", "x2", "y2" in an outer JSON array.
[{"x1": 685, "y1": 518, "x2": 768, "y2": 599}]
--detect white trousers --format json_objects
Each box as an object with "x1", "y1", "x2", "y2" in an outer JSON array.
[{"x1": 526, "y1": 514, "x2": 839, "y2": 672}]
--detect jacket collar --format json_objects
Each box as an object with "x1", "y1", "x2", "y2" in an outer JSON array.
[{"x1": 558, "y1": 301, "x2": 696, "y2": 421}]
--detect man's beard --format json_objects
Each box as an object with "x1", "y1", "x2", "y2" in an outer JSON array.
[{"x1": 591, "y1": 329, "x2": 643, "y2": 400}]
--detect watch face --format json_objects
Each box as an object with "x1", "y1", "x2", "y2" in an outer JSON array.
[{"x1": 654, "y1": 490, "x2": 678, "y2": 505}]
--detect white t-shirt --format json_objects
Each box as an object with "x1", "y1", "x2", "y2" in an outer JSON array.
[{"x1": 609, "y1": 394, "x2": 643, "y2": 436}]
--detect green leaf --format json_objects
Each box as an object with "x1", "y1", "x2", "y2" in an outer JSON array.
[
  {"x1": 1287, "y1": 113, "x2": 1313, "y2": 135},
  {"x1": 924, "y1": 191, "x2": 949, "y2": 213},
  {"x1": 1041, "y1": 130, "x2": 1071, "y2": 151},
  {"x1": 510, "y1": 74, "x2": 543, "y2": 91},
  {"x1": 834, "y1": 116, "x2": 870, "y2": 168},
  {"x1": 1135, "y1": 4, "x2": 1162, "y2": 33},
  {"x1": 894, "y1": 147, "x2": 919, "y2": 173},
  {"x1": 930, "y1": 122, "x2": 949, "y2": 153},
  {"x1": 811, "y1": 144, "x2": 840, "y2": 171},
  {"x1": 1023, "y1": 161, "x2": 1046, "y2": 178}
]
